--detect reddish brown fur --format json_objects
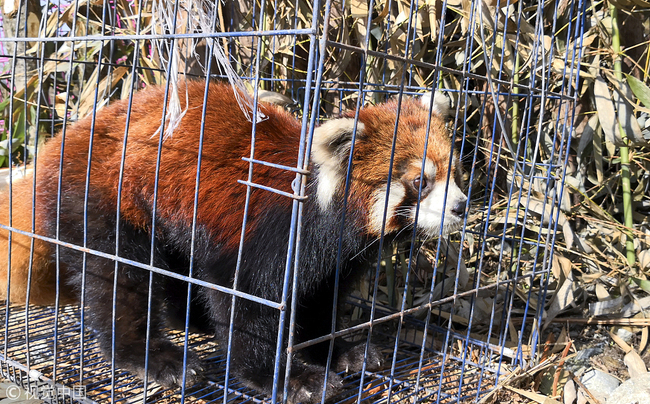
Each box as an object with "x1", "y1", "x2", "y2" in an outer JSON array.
[
  {"x1": 0, "y1": 178, "x2": 62, "y2": 304},
  {"x1": 50, "y1": 83, "x2": 300, "y2": 251},
  {"x1": 1, "y1": 82, "x2": 302, "y2": 304},
  {"x1": 352, "y1": 98, "x2": 453, "y2": 184}
]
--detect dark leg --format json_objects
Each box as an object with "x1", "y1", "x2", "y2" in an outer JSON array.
[
  {"x1": 206, "y1": 291, "x2": 344, "y2": 404},
  {"x1": 58, "y1": 217, "x2": 203, "y2": 388},
  {"x1": 296, "y1": 276, "x2": 385, "y2": 375},
  {"x1": 83, "y1": 255, "x2": 202, "y2": 387}
]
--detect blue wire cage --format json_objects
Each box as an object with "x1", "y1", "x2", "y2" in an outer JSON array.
[{"x1": 0, "y1": 0, "x2": 586, "y2": 403}]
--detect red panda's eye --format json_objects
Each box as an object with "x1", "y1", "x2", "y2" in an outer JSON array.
[{"x1": 413, "y1": 176, "x2": 427, "y2": 191}]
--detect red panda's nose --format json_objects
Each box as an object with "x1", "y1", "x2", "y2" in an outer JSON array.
[{"x1": 451, "y1": 200, "x2": 466, "y2": 217}]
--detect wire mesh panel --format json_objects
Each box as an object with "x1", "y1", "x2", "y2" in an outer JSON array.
[{"x1": 0, "y1": 0, "x2": 586, "y2": 403}]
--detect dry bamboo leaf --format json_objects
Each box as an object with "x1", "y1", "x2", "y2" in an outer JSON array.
[
  {"x1": 474, "y1": 297, "x2": 494, "y2": 320},
  {"x1": 562, "y1": 221, "x2": 575, "y2": 250},
  {"x1": 589, "y1": 296, "x2": 624, "y2": 316},
  {"x1": 324, "y1": 26, "x2": 352, "y2": 78},
  {"x1": 78, "y1": 66, "x2": 129, "y2": 118},
  {"x1": 551, "y1": 255, "x2": 562, "y2": 279},
  {"x1": 564, "y1": 379, "x2": 577, "y2": 404},
  {"x1": 606, "y1": 72, "x2": 648, "y2": 145},
  {"x1": 354, "y1": 16, "x2": 367, "y2": 38},
  {"x1": 457, "y1": 0, "x2": 471, "y2": 34},
  {"x1": 349, "y1": 0, "x2": 368, "y2": 18},
  {"x1": 489, "y1": 209, "x2": 525, "y2": 228},
  {"x1": 440, "y1": 239, "x2": 468, "y2": 289},
  {"x1": 427, "y1": 308, "x2": 469, "y2": 327},
  {"x1": 542, "y1": 365, "x2": 571, "y2": 398},
  {"x1": 508, "y1": 317, "x2": 518, "y2": 345},
  {"x1": 595, "y1": 284, "x2": 610, "y2": 301},
  {"x1": 610, "y1": 329, "x2": 633, "y2": 353},
  {"x1": 41, "y1": 61, "x2": 72, "y2": 76},
  {"x1": 594, "y1": 75, "x2": 627, "y2": 147},
  {"x1": 586, "y1": 52, "x2": 601, "y2": 86},
  {"x1": 425, "y1": 276, "x2": 454, "y2": 304},
  {"x1": 505, "y1": 386, "x2": 563, "y2": 404},
  {"x1": 139, "y1": 55, "x2": 160, "y2": 85},
  {"x1": 623, "y1": 349, "x2": 647, "y2": 377},
  {"x1": 545, "y1": 274, "x2": 577, "y2": 328},
  {"x1": 558, "y1": 256, "x2": 572, "y2": 279},
  {"x1": 76, "y1": 65, "x2": 100, "y2": 115},
  {"x1": 621, "y1": 296, "x2": 650, "y2": 318},
  {"x1": 524, "y1": 198, "x2": 568, "y2": 227},
  {"x1": 45, "y1": 0, "x2": 73, "y2": 34},
  {"x1": 455, "y1": 298, "x2": 472, "y2": 321},
  {"x1": 389, "y1": 27, "x2": 406, "y2": 60},
  {"x1": 120, "y1": 73, "x2": 135, "y2": 100},
  {"x1": 605, "y1": 135, "x2": 616, "y2": 159},
  {"x1": 551, "y1": 318, "x2": 650, "y2": 326},
  {"x1": 639, "y1": 250, "x2": 650, "y2": 270},
  {"x1": 54, "y1": 93, "x2": 69, "y2": 119},
  {"x1": 371, "y1": 0, "x2": 390, "y2": 23},
  {"x1": 577, "y1": 115, "x2": 598, "y2": 166},
  {"x1": 609, "y1": 0, "x2": 637, "y2": 7},
  {"x1": 553, "y1": 327, "x2": 570, "y2": 354},
  {"x1": 614, "y1": 0, "x2": 650, "y2": 7},
  {"x1": 592, "y1": 124, "x2": 604, "y2": 185},
  {"x1": 574, "y1": 187, "x2": 614, "y2": 223}
]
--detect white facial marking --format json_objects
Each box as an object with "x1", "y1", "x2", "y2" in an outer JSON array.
[
  {"x1": 312, "y1": 119, "x2": 365, "y2": 210},
  {"x1": 415, "y1": 180, "x2": 467, "y2": 236},
  {"x1": 423, "y1": 159, "x2": 436, "y2": 179},
  {"x1": 420, "y1": 91, "x2": 453, "y2": 119},
  {"x1": 370, "y1": 183, "x2": 406, "y2": 234},
  {"x1": 316, "y1": 173, "x2": 339, "y2": 211}
]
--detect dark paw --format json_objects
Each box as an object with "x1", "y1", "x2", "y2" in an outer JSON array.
[
  {"x1": 287, "y1": 365, "x2": 343, "y2": 404},
  {"x1": 334, "y1": 342, "x2": 384, "y2": 374},
  {"x1": 132, "y1": 341, "x2": 203, "y2": 388}
]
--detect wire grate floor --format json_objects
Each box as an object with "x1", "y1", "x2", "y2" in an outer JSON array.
[{"x1": 1, "y1": 301, "x2": 498, "y2": 404}]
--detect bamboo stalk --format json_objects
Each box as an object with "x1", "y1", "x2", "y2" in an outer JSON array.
[
  {"x1": 512, "y1": 52, "x2": 520, "y2": 146},
  {"x1": 609, "y1": 4, "x2": 636, "y2": 266}
]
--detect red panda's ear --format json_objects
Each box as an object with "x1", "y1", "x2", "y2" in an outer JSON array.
[
  {"x1": 311, "y1": 118, "x2": 365, "y2": 209},
  {"x1": 420, "y1": 91, "x2": 453, "y2": 120}
]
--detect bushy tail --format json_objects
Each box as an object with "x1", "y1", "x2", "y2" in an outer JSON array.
[{"x1": 0, "y1": 170, "x2": 59, "y2": 305}]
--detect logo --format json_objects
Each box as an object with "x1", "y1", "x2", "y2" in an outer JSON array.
[{"x1": 3, "y1": 383, "x2": 86, "y2": 401}]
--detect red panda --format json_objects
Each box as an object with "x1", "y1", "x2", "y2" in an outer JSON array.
[{"x1": 0, "y1": 81, "x2": 466, "y2": 403}]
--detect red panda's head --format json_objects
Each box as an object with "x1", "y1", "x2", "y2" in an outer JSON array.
[{"x1": 312, "y1": 94, "x2": 467, "y2": 238}]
